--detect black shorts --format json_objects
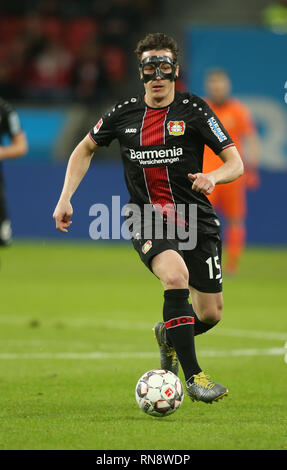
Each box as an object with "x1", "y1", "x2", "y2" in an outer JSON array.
[{"x1": 128, "y1": 214, "x2": 222, "y2": 293}]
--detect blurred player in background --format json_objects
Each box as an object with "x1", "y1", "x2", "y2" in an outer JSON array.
[
  {"x1": 0, "y1": 98, "x2": 28, "y2": 246},
  {"x1": 203, "y1": 69, "x2": 260, "y2": 275}
]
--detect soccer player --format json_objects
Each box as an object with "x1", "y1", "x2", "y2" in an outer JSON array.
[
  {"x1": 203, "y1": 69, "x2": 260, "y2": 275},
  {"x1": 53, "y1": 33, "x2": 244, "y2": 404},
  {"x1": 0, "y1": 98, "x2": 28, "y2": 246}
]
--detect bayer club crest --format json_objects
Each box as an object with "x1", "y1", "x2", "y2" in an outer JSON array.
[
  {"x1": 167, "y1": 121, "x2": 185, "y2": 136},
  {"x1": 142, "y1": 240, "x2": 152, "y2": 254}
]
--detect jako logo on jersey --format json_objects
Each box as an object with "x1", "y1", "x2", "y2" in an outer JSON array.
[
  {"x1": 93, "y1": 118, "x2": 103, "y2": 134},
  {"x1": 129, "y1": 147, "x2": 183, "y2": 160},
  {"x1": 142, "y1": 240, "x2": 152, "y2": 254},
  {"x1": 167, "y1": 121, "x2": 185, "y2": 136},
  {"x1": 125, "y1": 128, "x2": 137, "y2": 133},
  {"x1": 207, "y1": 117, "x2": 227, "y2": 142}
]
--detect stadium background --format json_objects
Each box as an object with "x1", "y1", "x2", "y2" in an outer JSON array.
[
  {"x1": 1, "y1": 0, "x2": 287, "y2": 451},
  {"x1": 1, "y1": 0, "x2": 286, "y2": 244}
]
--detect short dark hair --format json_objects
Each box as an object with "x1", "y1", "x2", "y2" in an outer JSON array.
[{"x1": 135, "y1": 33, "x2": 179, "y2": 63}]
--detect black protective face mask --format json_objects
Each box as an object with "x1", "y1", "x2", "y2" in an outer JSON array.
[{"x1": 140, "y1": 55, "x2": 177, "y2": 83}]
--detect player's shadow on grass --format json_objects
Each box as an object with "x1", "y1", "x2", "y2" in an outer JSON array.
[{"x1": 121, "y1": 416, "x2": 180, "y2": 423}]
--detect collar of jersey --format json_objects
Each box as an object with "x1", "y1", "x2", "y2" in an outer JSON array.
[{"x1": 141, "y1": 92, "x2": 178, "y2": 110}]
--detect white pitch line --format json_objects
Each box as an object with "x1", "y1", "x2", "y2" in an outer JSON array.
[
  {"x1": 0, "y1": 347, "x2": 285, "y2": 360},
  {"x1": 214, "y1": 328, "x2": 287, "y2": 342}
]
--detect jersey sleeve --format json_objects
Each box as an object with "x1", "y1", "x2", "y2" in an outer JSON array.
[
  {"x1": 194, "y1": 97, "x2": 235, "y2": 154},
  {"x1": 0, "y1": 100, "x2": 22, "y2": 137},
  {"x1": 89, "y1": 106, "x2": 117, "y2": 147}
]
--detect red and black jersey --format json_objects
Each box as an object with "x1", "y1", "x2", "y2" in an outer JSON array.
[{"x1": 89, "y1": 91, "x2": 235, "y2": 234}]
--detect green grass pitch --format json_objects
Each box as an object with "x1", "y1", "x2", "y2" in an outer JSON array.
[{"x1": 0, "y1": 242, "x2": 287, "y2": 450}]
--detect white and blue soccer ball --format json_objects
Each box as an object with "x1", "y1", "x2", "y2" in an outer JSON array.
[{"x1": 135, "y1": 369, "x2": 184, "y2": 417}]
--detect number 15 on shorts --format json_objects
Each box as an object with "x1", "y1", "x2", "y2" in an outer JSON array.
[{"x1": 206, "y1": 256, "x2": 222, "y2": 282}]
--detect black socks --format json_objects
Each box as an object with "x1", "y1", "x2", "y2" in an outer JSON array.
[{"x1": 163, "y1": 289, "x2": 202, "y2": 380}]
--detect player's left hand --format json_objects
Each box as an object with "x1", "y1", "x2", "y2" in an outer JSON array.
[{"x1": 188, "y1": 173, "x2": 215, "y2": 195}]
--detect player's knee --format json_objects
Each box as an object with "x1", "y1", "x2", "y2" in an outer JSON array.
[
  {"x1": 199, "y1": 298, "x2": 223, "y2": 324},
  {"x1": 163, "y1": 269, "x2": 189, "y2": 290}
]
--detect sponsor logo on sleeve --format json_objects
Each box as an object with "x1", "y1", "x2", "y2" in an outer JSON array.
[
  {"x1": 93, "y1": 118, "x2": 103, "y2": 134},
  {"x1": 8, "y1": 112, "x2": 21, "y2": 135},
  {"x1": 207, "y1": 117, "x2": 227, "y2": 142}
]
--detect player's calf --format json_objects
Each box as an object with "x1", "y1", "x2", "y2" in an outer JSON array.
[{"x1": 189, "y1": 290, "x2": 223, "y2": 335}]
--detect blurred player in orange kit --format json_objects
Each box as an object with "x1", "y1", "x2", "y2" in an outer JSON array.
[{"x1": 203, "y1": 69, "x2": 261, "y2": 275}]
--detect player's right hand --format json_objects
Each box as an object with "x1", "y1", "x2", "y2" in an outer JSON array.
[{"x1": 53, "y1": 200, "x2": 73, "y2": 233}]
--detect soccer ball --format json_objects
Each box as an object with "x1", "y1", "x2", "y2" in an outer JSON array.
[{"x1": 135, "y1": 369, "x2": 184, "y2": 417}]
